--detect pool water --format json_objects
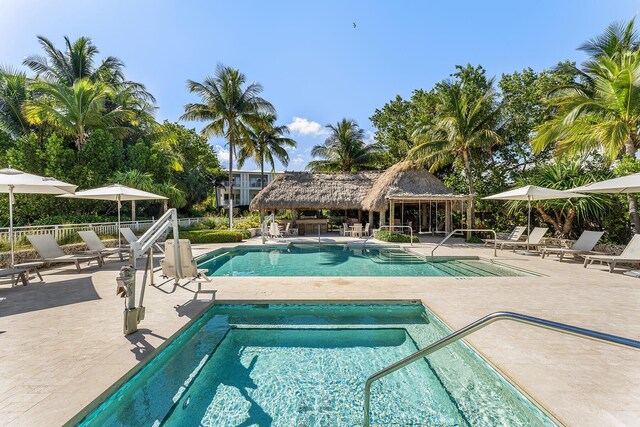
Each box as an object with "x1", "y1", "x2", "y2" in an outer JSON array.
[
  {"x1": 76, "y1": 304, "x2": 555, "y2": 427},
  {"x1": 198, "y1": 244, "x2": 532, "y2": 277}
]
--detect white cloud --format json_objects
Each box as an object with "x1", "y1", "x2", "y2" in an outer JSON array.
[
  {"x1": 287, "y1": 117, "x2": 327, "y2": 137},
  {"x1": 214, "y1": 145, "x2": 230, "y2": 167},
  {"x1": 364, "y1": 130, "x2": 376, "y2": 145},
  {"x1": 291, "y1": 155, "x2": 306, "y2": 165}
]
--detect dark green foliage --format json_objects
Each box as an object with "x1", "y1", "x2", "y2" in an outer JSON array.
[
  {"x1": 373, "y1": 230, "x2": 419, "y2": 243},
  {"x1": 178, "y1": 230, "x2": 244, "y2": 243}
]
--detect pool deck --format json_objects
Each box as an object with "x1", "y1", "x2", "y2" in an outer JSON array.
[{"x1": 0, "y1": 236, "x2": 639, "y2": 426}]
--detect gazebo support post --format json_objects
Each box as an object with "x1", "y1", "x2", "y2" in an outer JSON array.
[
  {"x1": 466, "y1": 199, "x2": 472, "y2": 239},
  {"x1": 389, "y1": 201, "x2": 395, "y2": 232},
  {"x1": 358, "y1": 209, "x2": 362, "y2": 224},
  {"x1": 368, "y1": 210, "x2": 373, "y2": 227},
  {"x1": 380, "y1": 209, "x2": 386, "y2": 228},
  {"x1": 445, "y1": 200, "x2": 451, "y2": 233}
]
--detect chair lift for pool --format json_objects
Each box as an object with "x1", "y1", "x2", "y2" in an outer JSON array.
[
  {"x1": 116, "y1": 208, "x2": 183, "y2": 335},
  {"x1": 161, "y1": 239, "x2": 214, "y2": 297}
]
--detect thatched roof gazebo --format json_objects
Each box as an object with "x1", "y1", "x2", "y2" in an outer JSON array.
[{"x1": 250, "y1": 162, "x2": 471, "y2": 234}]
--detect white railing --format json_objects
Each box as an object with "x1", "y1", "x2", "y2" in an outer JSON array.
[{"x1": 0, "y1": 217, "x2": 206, "y2": 243}]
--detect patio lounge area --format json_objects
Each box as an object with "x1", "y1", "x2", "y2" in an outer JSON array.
[{"x1": 0, "y1": 238, "x2": 638, "y2": 426}]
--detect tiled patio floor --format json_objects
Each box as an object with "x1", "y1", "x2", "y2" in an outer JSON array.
[{"x1": 0, "y1": 237, "x2": 638, "y2": 426}]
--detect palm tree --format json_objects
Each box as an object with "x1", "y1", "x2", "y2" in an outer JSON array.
[
  {"x1": 0, "y1": 67, "x2": 30, "y2": 139},
  {"x1": 506, "y1": 159, "x2": 611, "y2": 238},
  {"x1": 22, "y1": 78, "x2": 135, "y2": 150},
  {"x1": 237, "y1": 113, "x2": 296, "y2": 188},
  {"x1": 181, "y1": 64, "x2": 274, "y2": 227},
  {"x1": 532, "y1": 20, "x2": 640, "y2": 231},
  {"x1": 409, "y1": 80, "x2": 502, "y2": 226},
  {"x1": 307, "y1": 119, "x2": 379, "y2": 172}
]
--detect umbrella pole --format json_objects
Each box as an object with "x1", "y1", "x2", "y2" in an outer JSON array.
[
  {"x1": 9, "y1": 186, "x2": 14, "y2": 267},
  {"x1": 117, "y1": 196, "x2": 121, "y2": 248},
  {"x1": 527, "y1": 198, "x2": 531, "y2": 251}
]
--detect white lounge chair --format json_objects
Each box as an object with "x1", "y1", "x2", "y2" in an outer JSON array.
[
  {"x1": 500, "y1": 227, "x2": 548, "y2": 251},
  {"x1": 583, "y1": 234, "x2": 640, "y2": 273},
  {"x1": 120, "y1": 227, "x2": 164, "y2": 253},
  {"x1": 268, "y1": 222, "x2": 283, "y2": 238},
  {"x1": 78, "y1": 230, "x2": 126, "y2": 262},
  {"x1": 484, "y1": 226, "x2": 527, "y2": 246},
  {"x1": 541, "y1": 231, "x2": 604, "y2": 262},
  {"x1": 161, "y1": 239, "x2": 214, "y2": 297},
  {"x1": 363, "y1": 223, "x2": 370, "y2": 237},
  {"x1": 27, "y1": 234, "x2": 102, "y2": 272}
]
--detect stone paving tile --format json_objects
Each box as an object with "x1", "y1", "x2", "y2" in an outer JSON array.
[{"x1": 0, "y1": 238, "x2": 639, "y2": 426}]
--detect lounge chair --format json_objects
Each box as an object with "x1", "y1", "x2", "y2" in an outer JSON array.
[
  {"x1": 120, "y1": 227, "x2": 164, "y2": 253},
  {"x1": 583, "y1": 234, "x2": 640, "y2": 273},
  {"x1": 541, "y1": 231, "x2": 604, "y2": 262},
  {"x1": 268, "y1": 222, "x2": 283, "y2": 238},
  {"x1": 363, "y1": 223, "x2": 370, "y2": 237},
  {"x1": 78, "y1": 230, "x2": 127, "y2": 262},
  {"x1": 283, "y1": 223, "x2": 298, "y2": 236},
  {"x1": 484, "y1": 226, "x2": 527, "y2": 246},
  {"x1": 26, "y1": 234, "x2": 102, "y2": 272},
  {"x1": 0, "y1": 267, "x2": 29, "y2": 286},
  {"x1": 500, "y1": 227, "x2": 548, "y2": 251},
  {"x1": 161, "y1": 239, "x2": 214, "y2": 297}
]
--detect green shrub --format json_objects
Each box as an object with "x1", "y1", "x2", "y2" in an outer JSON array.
[
  {"x1": 241, "y1": 230, "x2": 251, "y2": 240},
  {"x1": 177, "y1": 230, "x2": 243, "y2": 244},
  {"x1": 465, "y1": 235, "x2": 484, "y2": 244},
  {"x1": 373, "y1": 230, "x2": 419, "y2": 243}
]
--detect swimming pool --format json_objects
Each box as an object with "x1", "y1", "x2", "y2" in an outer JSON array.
[
  {"x1": 74, "y1": 304, "x2": 556, "y2": 426},
  {"x1": 197, "y1": 244, "x2": 533, "y2": 277}
]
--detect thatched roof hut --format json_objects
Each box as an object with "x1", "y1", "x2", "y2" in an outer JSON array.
[
  {"x1": 361, "y1": 161, "x2": 468, "y2": 212},
  {"x1": 250, "y1": 162, "x2": 469, "y2": 212},
  {"x1": 249, "y1": 171, "x2": 382, "y2": 211}
]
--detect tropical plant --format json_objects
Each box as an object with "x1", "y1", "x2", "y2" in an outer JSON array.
[
  {"x1": 0, "y1": 67, "x2": 30, "y2": 139},
  {"x1": 237, "y1": 113, "x2": 296, "y2": 188},
  {"x1": 181, "y1": 64, "x2": 274, "y2": 227},
  {"x1": 409, "y1": 79, "x2": 502, "y2": 226},
  {"x1": 506, "y1": 159, "x2": 611, "y2": 238},
  {"x1": 22, "y1": 78, "x2": 135, "y2": 149},
  {"x1": 532, "y1": 19, "x2": 640, "y2": 231},
  {"x1": 307, "y1": 119, "x2": 379, "y2": 172}
]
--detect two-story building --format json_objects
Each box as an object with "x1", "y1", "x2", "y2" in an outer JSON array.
[{"x1": 216, "y1": 170, "x2": 283, "y2": 211}]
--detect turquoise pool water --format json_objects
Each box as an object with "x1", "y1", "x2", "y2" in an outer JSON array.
[
  {"x1": 76, "y1": 304, "x2": 555, "y2": 426},
  {"x1": 197, "y1": 244, "x2": 532, "y2": 277}
]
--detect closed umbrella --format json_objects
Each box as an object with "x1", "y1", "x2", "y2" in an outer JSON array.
[
  {"x1": 60, "y1": 184, "x2": 167, "y2": 247},
  {"x1": 0, "y1": 168, "x2": 77, "y2": 266},
  {"x1": 484, "y1": 185, "x2": 587, "y2": 249}
]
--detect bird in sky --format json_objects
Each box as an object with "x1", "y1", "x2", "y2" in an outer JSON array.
[{"x1": 353, "y1": 22, "x2": 357, "y2": 29}]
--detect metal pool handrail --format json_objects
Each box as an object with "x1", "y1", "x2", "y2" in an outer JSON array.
[
  {"x1": 362, "y1": 311, "x2": 640, "y2": 426},
  {"x1": 431, "y1": 228, "x2": 497, "y2": 258},
  {"x1": 376, "y1": 225, "x2": 414, "y2": 246}
]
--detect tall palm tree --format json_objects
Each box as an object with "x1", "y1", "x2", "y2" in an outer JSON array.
[
  {"x1": 409, "y1": 80, "x2": 502, "y2": 226},
  {"x1": 237, "y1": 113, "x2": 296, "y2": 188},
  {"x1": 307, "y1": 119, "x2": 379, "y2": 172},
  {"x1": 22, "y1": 78, "x2": 135, "y2": 150},
  {"x1": 0, "y1": 66, "x2": 30, "y2": 139},
  {"x1": 181, "y1": 64, "x2": 274, "y2": 227},
  {"x1": 532, "y1": 20, "x2": 640, "y2": 231}
]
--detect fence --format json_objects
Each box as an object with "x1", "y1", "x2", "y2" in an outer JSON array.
[{"x1": 0, "y1": 217, "x2": 206, "y2": 243}]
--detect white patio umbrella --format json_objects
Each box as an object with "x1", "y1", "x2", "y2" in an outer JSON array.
[
  {"x1": 0, "y1": 168, "x2": 77, "y2": 266},
  {"x1": 568, "y1": 172, "x2": 640, "y2": 194},
  {"x1": 60, "y1": 184, "x2": 167, "y2": 246},
  {"x1": 484, "y1": 185, "x2": 588, "y2": 249}
]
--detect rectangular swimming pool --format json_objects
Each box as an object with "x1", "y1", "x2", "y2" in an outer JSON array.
[
  {"x1": 74, "y1": 304, "x2": 555, "y2": 426},
  {"x1": 197, "y1": 244, "x2": 534, "y2": 277}
]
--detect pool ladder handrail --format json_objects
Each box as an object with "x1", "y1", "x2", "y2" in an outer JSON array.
[
  {"x1": 362, "y1": 311, "x2": 640, "y2": 426},
  {"x1": 431, "y1": 228, "x2": 497, "y2": 258}
]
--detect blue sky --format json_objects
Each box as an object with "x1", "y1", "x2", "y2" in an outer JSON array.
[{"x1": 1, "y1": 0, "x2": 638, "y2": 171}]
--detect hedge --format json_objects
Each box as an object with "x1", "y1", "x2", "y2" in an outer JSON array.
[
  {"x1": 373, "y1": 230, "x2": 419, "y2": 243},
  {"x1": 177, "y1": 230, "x2": 244, "y2": 244}
]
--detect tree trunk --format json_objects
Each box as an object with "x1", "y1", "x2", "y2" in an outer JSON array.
[
  {"x1": 624, "y1": 139, "x2": 640, "y2": 233},
  {"x1": 259, "y1": 151, "x2": 265, "y2": 223},
  {"x1": 462, "y1": 150, "x2": 475, "y2": 228},
  {"x1": 536, "y1": 207, "x2": 561, "y2": 234},
  {"x1": 228, "y1": 139, "x2": 234, "y2": 229}
]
